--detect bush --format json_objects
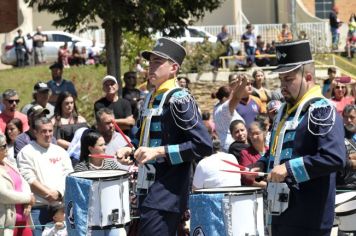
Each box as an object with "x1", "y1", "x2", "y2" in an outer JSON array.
[{"x1": 180, "y1": 40, "x2": 227, "y2": 74}]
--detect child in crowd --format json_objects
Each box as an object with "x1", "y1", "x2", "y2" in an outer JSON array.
[{"x1": 42, "y1": 206, "x2": 67, "y2": 236}]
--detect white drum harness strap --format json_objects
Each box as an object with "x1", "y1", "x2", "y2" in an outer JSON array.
[
  {"x1": 136, "y1": 87, "x2": 183, "y2": 194},
  {"x1": 267, "y1": 97, "x2": 335, "y2": 215}
]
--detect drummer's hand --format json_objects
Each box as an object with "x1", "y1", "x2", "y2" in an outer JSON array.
[
  {"x1": 115, "y1": 147, "x2": 133, "y2": 165},
  {"x1": 267, "y1": 163, "x2": 288, "y2": 182},
  {"x1": 134, "y1": 146, "x2": 165, "y2": 164},
  {"x1": 244, "y1": 167, "x2": 261, "y2": 182}
]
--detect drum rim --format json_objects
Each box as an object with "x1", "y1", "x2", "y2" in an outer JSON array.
[
  {"x1": 335, "y1": 200, "x2": 356, "y2": 216},
  {"x1": 335, "y1": 192, "x2": 356, "y2": 207},
  {"x1": 194, "y1": 186, "x2": 263, "y2": 194},
  {"x1": 69, "y1": 170, "x2": 130, "y2": 180}
]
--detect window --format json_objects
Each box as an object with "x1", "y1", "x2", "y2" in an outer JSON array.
[
  {"x1": 315, "y1": 0, "x2": 334, "y2": 19},
  {"x1": 51, "y1": 34, "x2": 72, "y2": 42}
]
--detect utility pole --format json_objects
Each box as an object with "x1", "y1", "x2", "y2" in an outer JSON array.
[{"x1": 291, "y1": 0, "x2": 297, "y2": 40}]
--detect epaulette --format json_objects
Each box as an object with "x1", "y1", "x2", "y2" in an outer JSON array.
[
  {"x1": 308, "y1": 98, "x2": 336, "y2": 136},
  {"x1": 168, "y1": 88, "x2": 199, "y2": 130},
  {"x1": 168, "y1": 88, "x2": 193, "y2": 105}
]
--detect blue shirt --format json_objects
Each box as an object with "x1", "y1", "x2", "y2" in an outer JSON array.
[{"x1": 47, "y1": 79, "x2": 77, "y2": 98}]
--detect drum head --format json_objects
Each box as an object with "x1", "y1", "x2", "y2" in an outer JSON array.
[
  {"x1": 335, "y1": 192, "x2": 356, "y2": 206},
  {"x1": 194, "y1": 186, "x2": 262, "y2": 193},
  {"x1": 70, "y1": 170, "x2": 128, "y2": 180},
  {"x1": 335, "y1": 200, "x2": 356, "y2": 216}
]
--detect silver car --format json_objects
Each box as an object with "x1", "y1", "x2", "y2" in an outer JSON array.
[{"x1": 1, "y1": 31, "x2": 104, "y2": 66}]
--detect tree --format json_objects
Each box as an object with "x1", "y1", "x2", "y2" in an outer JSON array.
[{"x1": 25, "y1": 0, "x2": 225, "y2": 89}]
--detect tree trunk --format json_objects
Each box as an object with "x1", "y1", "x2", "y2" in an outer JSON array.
[{"x1": 104, "y1": 19, "x2": 122, "y2": 95}]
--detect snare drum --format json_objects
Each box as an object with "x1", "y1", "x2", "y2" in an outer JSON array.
[
  {"x1": 334, "y1": 191, "x2": 356, "y2": 226},
  {"x1": 65, "y1": 170, "x2": 130, "y2": 235},
  {"x1": 335, "y1": 200, "x2": 356, "y2": 232},
  {"x1": 190, "y1": 187, "x2": 264, "y2": 236}
]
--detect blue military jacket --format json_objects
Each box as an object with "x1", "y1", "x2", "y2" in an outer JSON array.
[
  {"x1": 259, "y1": 98, "x2": 346, "y2": 230},
  {"x1": 133, "y1": 85, "x2": 213, "y2": 213}
]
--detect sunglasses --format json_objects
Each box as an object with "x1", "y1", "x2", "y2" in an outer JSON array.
[{"x1": 6, "y1": 99, "x2": 20, "y2": 104}]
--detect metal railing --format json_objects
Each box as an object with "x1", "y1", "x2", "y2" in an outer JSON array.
[
  {"x1": 201, "y1": 22, "x2": 331, "y2": 53},
  {"x1": 73, "y1": 22, "x2": 331, "y2": 54}
]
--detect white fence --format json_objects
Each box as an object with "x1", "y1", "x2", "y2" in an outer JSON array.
[{"x1": 201, "y1": 22, "x2": 331, "y2": 53}]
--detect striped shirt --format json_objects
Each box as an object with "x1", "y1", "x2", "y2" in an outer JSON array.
[{"x1": 74, "y1": 158, "x2": 123, "y2": 172}]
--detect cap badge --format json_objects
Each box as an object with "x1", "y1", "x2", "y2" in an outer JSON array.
[{"x1": 276, "y1": 51, "x2": 287, "y2": 60}]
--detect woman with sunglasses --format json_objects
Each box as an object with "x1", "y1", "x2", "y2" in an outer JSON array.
[
  {"x1": 0, "y1": 132, "x2": 35, "y2": 236},
  {"x1": 330, "y1": 81, "x2": 355, "y2": 114},
  {"x1": 0, "y1": 89, "x2": 29, "y2": 134}
]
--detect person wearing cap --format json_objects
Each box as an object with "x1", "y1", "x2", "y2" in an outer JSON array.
[
  {"x1": 47, "y1": 62, "x2": 77, "y2": 105},
  {"x1": 116, "y1": 37, "x2": 212, "y2": 235},
  {"x1": 17, "y1": 117, "x2": 73, "y2": 236},
  {"x1": 21, "y1": 81, "x2": 55, "y2": 118},
  {"x1": 0, "y1": 89, "x2": 29, "y2": 134},
  {"x1": 94, "y1": 75, "x2": 135, "y2": 135},
  {"x1": 14, "y1": 105, "x2": 56, "y2": 159},
  {"x1": 251, "y1": 40, "x2": 346, "y2": 236}
]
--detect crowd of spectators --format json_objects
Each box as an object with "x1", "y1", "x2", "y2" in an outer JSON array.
[{"x1": 2, "y1": 20, "x2": 356, "y2": 236}]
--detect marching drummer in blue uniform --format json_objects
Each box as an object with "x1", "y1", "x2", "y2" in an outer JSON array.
[
  {"x1": 253, "y1": 40, "x2": 346, "y2": 236},
  {"x1": 117, "y1": 37, "x2": 213, "y2": 235}
]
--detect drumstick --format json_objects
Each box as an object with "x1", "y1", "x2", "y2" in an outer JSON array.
[
  {"x1": 111, "y1": 120, "x2": 144, "y2": 167},
  {"x1": 221, "y1": 169, "x2": 268, "y2": 177},
  {"x1": 111, "y1": 120, "x2": 134, "y2": 148},
  {"x1": 89, "y1": 154, "x2": 114, "y2": 159},
  {"x1": 222, "y1": 159, "x2": 249, "y2": 171}
]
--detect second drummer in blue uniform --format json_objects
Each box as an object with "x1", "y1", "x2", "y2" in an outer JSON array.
[
  {"x1": 117, "y1": 37, "x2": 213, "y2": 235},
  {"x1": 254, "y1": 40, "x2": 346, "y2": 236}
]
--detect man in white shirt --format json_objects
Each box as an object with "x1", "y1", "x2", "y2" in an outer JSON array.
[
  {"x1": 17, "y1": 117, "x2": 73, "y2": 236},
  {"x1": 214, "y1": 73, "x2": 246, "y2": 151},
  {"x1": 95, "y1": 107, "x2": 130, "y2": 170},
  {"x1": 193, "y1": 140, "x2": 241, "y2": 190}
]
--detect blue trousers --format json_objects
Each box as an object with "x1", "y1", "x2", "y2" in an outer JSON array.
[
  {"x1": 245, "y1": 46, "x2": 256, "y2": 64},
  {"x1": 138, "y1": 207, "x2": 181, "y2": 236},
  {"x1": 331, "y1": 27, "x2": 339, "y2": 48}
]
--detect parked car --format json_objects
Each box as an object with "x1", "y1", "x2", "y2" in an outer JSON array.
[
  {"x1": 1, "y1": 31, "x2": 104, "y2": 66},
  {"x1": 154, "y1": 26, "x2": 240, "y2": 54}
]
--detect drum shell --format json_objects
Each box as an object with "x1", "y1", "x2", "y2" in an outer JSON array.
[
  {"x1": 66, "y1": 170, "x2": 130, "y2": 228},
  {"x1": 190, "y1": 187, "x2": 264, "y2": 236},
  {"x1": 335, "y1": 200, "x2": 356, "y2": 232}
]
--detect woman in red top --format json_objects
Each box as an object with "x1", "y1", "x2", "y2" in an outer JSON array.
[{"x1": 240, "y1": 120, "x2": 268, "y2": 187}]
